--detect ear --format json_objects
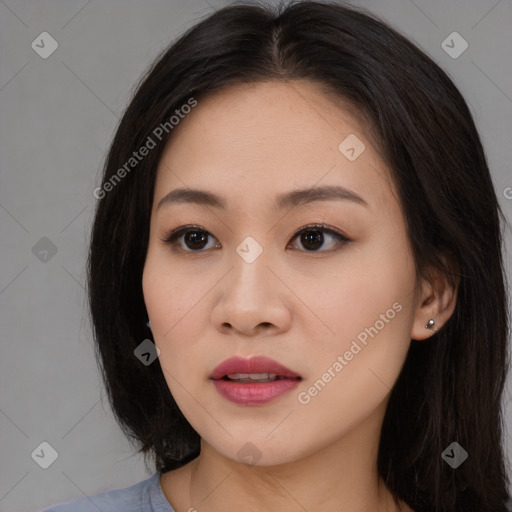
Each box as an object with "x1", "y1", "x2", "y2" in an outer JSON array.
[{"x1": 410, "y1": 257, "x2": 460, "y2": 341}]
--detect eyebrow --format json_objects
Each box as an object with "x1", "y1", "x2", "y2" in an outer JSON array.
[{"x1": 156, "y1": 185, "x2": 368, "y2": 211}]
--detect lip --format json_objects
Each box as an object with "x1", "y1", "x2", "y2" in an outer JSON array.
[
  {"x1": 210, "y1": 356, "x2": 302, "y2": 406},
  {"x1": 210, "y1": 356, "x2": 301, "y2": 380}
]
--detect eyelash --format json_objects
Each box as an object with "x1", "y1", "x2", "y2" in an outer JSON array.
[{"x1": 160, "y1": 223, "x2": 352, "y2": 254}]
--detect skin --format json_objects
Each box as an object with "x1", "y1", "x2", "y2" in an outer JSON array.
[{"x1": 142, "y1": 80, "x2": 458, "y2": 512}]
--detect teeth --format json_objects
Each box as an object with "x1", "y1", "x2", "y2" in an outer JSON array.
[{"x1": 227, "y1": 373, "x2": 278, "y2": 380}]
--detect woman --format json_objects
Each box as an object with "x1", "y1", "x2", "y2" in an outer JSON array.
[{"x1": 41, "y1": 1, "x2": 511, "y2": 511}]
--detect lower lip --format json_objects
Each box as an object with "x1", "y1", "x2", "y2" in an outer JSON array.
[{"x1": 211, "y1": 378, "x2": 301, "y2": 405}]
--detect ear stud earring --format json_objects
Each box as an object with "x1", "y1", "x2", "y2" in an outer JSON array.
[
  {"x1": 425, "y1": 319, "x2": 438, "y2": 332},
  {"x1": 146, "y1": 319, "x2": 151, "y2": 330}
]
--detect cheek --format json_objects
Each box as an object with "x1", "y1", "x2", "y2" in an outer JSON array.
[
  {"x1": 299, "y1": 229, "x2": 416, "y2": 342},
  {"x1": 295, "y1": 231, "x2": 416, "y2": 400},
  {"x1": 142, "y1": 249, "x2": 221, "y2": 415},
  {"x1": 290, "y1": 295, "x2": 413, "y2": 455},
  {"x1": 143, "y1": 243, "x2": 203, "y2": 328}
]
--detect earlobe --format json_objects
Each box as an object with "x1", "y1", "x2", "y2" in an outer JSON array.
[
  {"x1": 410, "y1": 264, "x2": 459, "y2": 341},
  {"x1": 425, "y1": 318, "x2": 438, "y2": 332}
]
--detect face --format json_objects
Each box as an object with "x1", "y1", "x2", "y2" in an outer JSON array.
[{"x1": 142, "y1": 80, "x2": 422, "y2": 466}]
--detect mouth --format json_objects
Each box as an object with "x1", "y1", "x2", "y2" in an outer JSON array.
[
  {"x1": 218, "y1": 373, "x2": 300, "y2": 383},
  {"x1": 210, "y1": 355, "x2": 302, "y2": 381},
  {"x1": 209, "y1": 356, "x2": 302, "y2": 405}
]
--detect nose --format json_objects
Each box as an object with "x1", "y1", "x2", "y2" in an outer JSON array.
[{"x1": 210, "y1": 250, "x2": 292, "y2": 337}]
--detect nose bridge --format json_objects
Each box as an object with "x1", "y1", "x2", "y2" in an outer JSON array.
[
  {"x1": 228, "y1": 233, "x2": 273, "y2": 300},
  {"x1": 212, "y1": 231, "x2": 290, "y2": 335}
]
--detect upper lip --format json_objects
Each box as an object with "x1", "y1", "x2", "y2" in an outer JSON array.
[{"x1": 210, "y1": 356, "x2": 302, "y2": 380}]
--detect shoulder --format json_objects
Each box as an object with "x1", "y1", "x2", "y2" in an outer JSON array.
[{"x1": 38, "y1": 472, "x2": 175, "y2": 512}]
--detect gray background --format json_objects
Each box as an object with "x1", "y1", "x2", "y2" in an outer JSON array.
[{"x1": 0, "y1": 0, "x2": 511, "y2": 510}]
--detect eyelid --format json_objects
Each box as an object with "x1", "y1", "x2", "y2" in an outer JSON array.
[{"x1": 160, "y1": 223, "x2": 352, "y2": 252}]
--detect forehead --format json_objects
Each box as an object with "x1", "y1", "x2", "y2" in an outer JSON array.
[{"x1": 153, "y1": 80, "x2": 395, "y2": 213}]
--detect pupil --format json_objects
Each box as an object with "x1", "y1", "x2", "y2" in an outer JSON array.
[
  {"x1": 302, "y1": 230, "x2": 323, "y2": 250},
  {"x1": 185, "y1": 230, "x2": 208, "y2": 249}
]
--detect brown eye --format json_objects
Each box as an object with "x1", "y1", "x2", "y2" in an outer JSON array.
[
  {"x1": 299, "y1": 229, "x2": 324, "y2": 251},
  {"x1": 161, "y1": 223, "x2": 351, "y2": 254},
  {"x1": 289, "y1": 224, "x2": 350, "y2": 252},
  {"x1": 182, "y1": 229, "x2": 210, "y2": 250},
  {"x1": 161, "y1": 226, "x2": 219, "y2": 252}
]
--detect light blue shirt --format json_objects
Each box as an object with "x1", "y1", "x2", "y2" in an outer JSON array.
[
  {"x1": 38, "y1": 473, "x2": 176, "y2": 512},
  {"x1": 36, "y1": 473, "x2": 512, "y2": 512}
]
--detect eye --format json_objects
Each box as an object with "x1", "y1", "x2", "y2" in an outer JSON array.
[
  {"x1": 160, "y1": 223, "x2": 351, "y2": 253},
  {"x1": 288, "y1": 224, "x2": 351, "y2": 252},
  {"x1": 160, "y1": 225, "x2": 220, "y2": 252}
]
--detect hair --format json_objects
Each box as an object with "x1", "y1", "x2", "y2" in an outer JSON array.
[{"x1": 86, "y1": 1, "x2": 511, "y2": 510}]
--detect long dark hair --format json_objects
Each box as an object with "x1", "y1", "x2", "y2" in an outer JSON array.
[{"x1": 86, "y1": 1, "x2": 511, "y2": 510}]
